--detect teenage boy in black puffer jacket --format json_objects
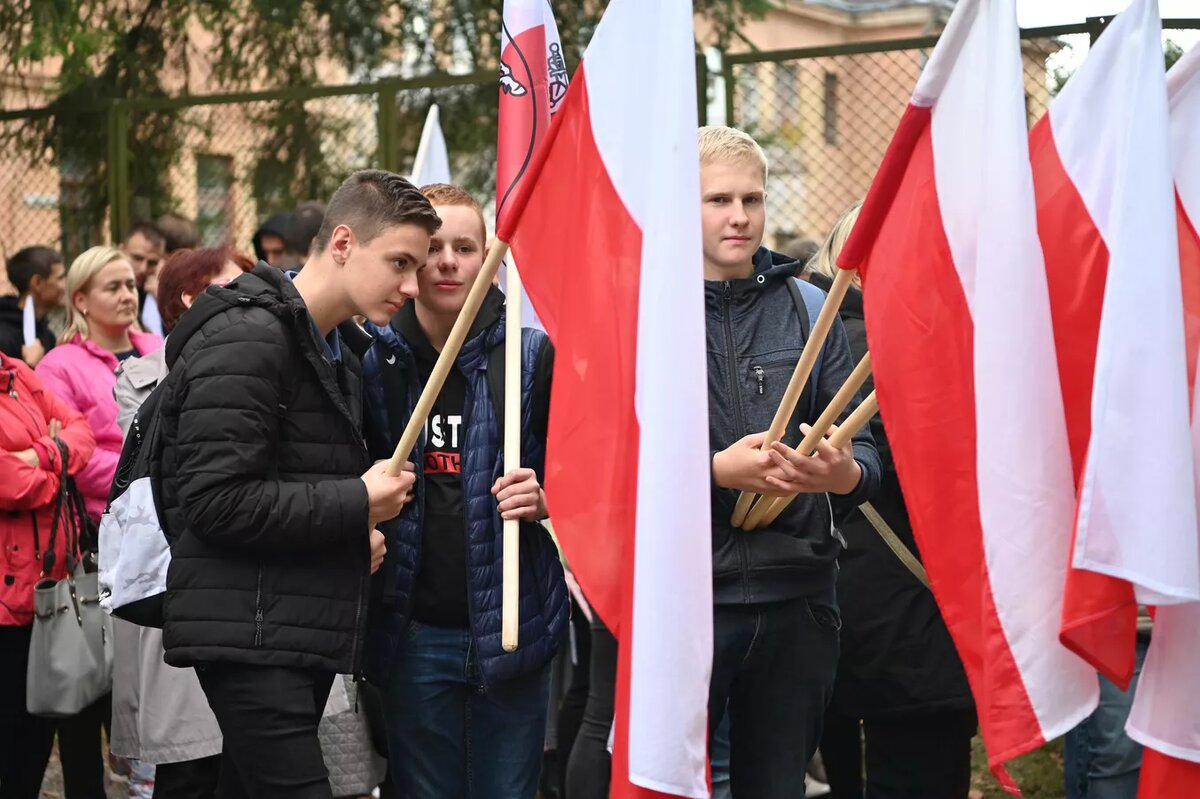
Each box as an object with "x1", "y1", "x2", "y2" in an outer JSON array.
[
  {"x1": 700, "y1": 126, "x2": 881, "y2": 798},
  {"x1": 157, "y1": 170, "x2": 439, "y2": 799}
]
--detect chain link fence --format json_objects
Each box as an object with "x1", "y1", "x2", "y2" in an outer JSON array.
[
  {"x1": 0, "y1": 21, "x2": 1196, "y2": 274},
  {"x1": 721, "y1": 20, "x2": 1197, "y2": 251}
]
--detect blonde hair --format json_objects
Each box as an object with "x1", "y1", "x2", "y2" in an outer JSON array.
[
  {"x1": 60, "y1": 245, "x2": 131, "y2": 343},
  {"x1": 698, "y1": 126, "x2": 769, "y2": 184},
  {"x1": 815, "y1": 202, "x2": 863, "y2": 283}
]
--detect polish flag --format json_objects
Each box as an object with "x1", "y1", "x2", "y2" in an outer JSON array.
[
  {"x1": 1031, "y1": 0, "x2": 1200, "y2": 691},
  {"x1": 495, "y1": 1, "x2": 712, "y2": 796},
  {"x1": 836, "y1": 0, "x2": 1097, "y2": 789},
  {"x1": 497, "y1": 0, "x2": 569, "y2": 330},
  {"x1": 1126, "y1": 43, "x2": 1200, "y2": 796}
]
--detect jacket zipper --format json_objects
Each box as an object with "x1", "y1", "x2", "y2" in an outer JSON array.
[
  {"x1": 752, "y1": 366, "x2": 765, "y2": 395},
  {"x1": 254, "y1": 567, "x2": 264, "y2": 646},
  {"x1": 720, "y1": 283, "x2": 752, "y2": 603}
]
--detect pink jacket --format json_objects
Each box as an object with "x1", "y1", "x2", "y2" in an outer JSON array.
[{"x1": 35, "y1": 331, "x2": 163, "y2": 519}]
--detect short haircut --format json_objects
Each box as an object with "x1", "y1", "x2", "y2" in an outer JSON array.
[
  {"x1": 314, "y1": 170, "x2": 441, "y2": 253},
  {"x1": 125, "y1": 221, "x2": 166, "y2": 250},
  {"x1": 698, "y1": 126, "x2": 769, "y2": 184},
  {"x1": 157, "y1": 247, "x2": 254, "y2": 333},
  {"x1": 6, "y1": 246, "x2": 63, "y2": 295},
  {"x1": 285, "y1": 201, "x2": 326, "y2": 256},
  {"x1": 156, "y1": 214, "x2": 201, "y2": 253},
  {"x1": 814, "y1": 202, "x2": 863, "y2": 280},
  {"x1": 421, "y1": 183, "x2": 487, "y2": 243}
]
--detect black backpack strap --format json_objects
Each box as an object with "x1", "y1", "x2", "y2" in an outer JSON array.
[
  {"x1": 487, "y1": 341, "x2": 506, "y2": 441},
  {"x1": 530, "y1": 337, "x2": 553, "y2": 444}
]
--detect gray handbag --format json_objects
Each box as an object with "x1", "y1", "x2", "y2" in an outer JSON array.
[{"x1": 26, "y1": 441, "x2": 114, "y2": 717}]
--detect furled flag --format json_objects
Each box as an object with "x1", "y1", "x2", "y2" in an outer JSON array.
[
  {"x1": 1030, "y1": 0, "x2": 1200, "y2": 691},
  {"x1": 497, "y1": 0, "x2": 569, "y2": 331},
  {"x1": 836, "y1": 0, "x2": 1098, "y2": 790},
  {"x1": 1126, "y1": 42, "x2": 1200, "y2": 799},
  {"x1": 410, "y1": 103, "x2": 452, "y2": 186},
  {"x1": 495, "y1": 0, "x2": 712, "y2": 796}
]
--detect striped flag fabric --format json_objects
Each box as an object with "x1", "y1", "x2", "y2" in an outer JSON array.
[
  {"x1": 1126, "y1": 42, "x2": 1200, "y2": 797},
  {"x1": 495, "y1": 1, "x2": 712, "y2": 796},
  {"x1": 836, "y1": 0, "x2": 1098, "y2": 788},
  {"x1": 1031, "y1": 0, "x2": 1200, "y2": 691}
]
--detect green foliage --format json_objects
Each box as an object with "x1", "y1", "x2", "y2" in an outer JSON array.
[{"x1": 0, "y1": 0, "x2": 767, "y2": 241}]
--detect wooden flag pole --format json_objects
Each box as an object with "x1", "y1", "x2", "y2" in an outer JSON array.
[
  {"x1": 387, "y1": 239, "x2": 511, "y2": 474},
  {"x1": 754, "y1": 390, "x2": 879, "y2": 529},
  {"x1": 741, "y1": 352, "x2": 872, "y2": 530},
  {"x1": 729, "y1": 267, "x2": 856, "y2": 527},
  {"x1": 501, "y1": 259, "x2": 523, "y2": 653}
]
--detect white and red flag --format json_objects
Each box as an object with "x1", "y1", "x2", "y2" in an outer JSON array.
[
  {"x1": 495, "y1": 0, "x2": 712, "y2": 796},
  {"x1": 837, "y1": 0, "x2": 1098, "y2": 789},
  {"x1": 497, "y1": 0, "x2": 569, "y2": 331},
  {"x1": 410, "y1": 103, "x2": 452, "y2": 186},
  {"x1": 497, "y1": 0, "x2": 569, "y2": 225},
  {"x1": 1126, "y1": 42, "x2": 1200, "y2": 798},
  {"x1": 1030, "y1": 0, "x2": 1200, "y2": 691}
]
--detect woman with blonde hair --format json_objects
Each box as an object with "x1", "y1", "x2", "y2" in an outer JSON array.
[
  {"x1": 36, "y1": 246, "x2": 163, "y2": 521},
  {"x1": 34, "y1": 245, "x2": 162, "y2": 799}
]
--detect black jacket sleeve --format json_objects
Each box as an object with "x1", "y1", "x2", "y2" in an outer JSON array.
[
  {"x1": 173, "y1": 314, "x2": 370, "y2": 552},
  {"x1": 816, "y1": 313, "x2": 881, "y2": 510}
]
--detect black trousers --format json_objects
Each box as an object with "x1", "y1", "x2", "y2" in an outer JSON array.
[
  {"x1": 554, "y1": 598, "x2": 591, "y2": 798},
  {"x1": 708, "y1": 594, "x2": 840, "y2": 799},
  {"x1": 822, "y1": 707, "x2": 977, "y2": 799},
  {"x1": 0, "y1": 625, "x2": 56, "y2": 799},
  {"x1": 196, "y1": 664, "x2": 335, "y2": 799},
  {"x1": 564, "y1": 617, "x2": 615, "y2": 799},
  {"x1": 154, "y1": 755, "x2": 221, "y2": 799}
]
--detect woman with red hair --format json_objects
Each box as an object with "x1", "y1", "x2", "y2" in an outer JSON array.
[{"x1": 109, "y1": 247, "x2": 251, "y2": 799}]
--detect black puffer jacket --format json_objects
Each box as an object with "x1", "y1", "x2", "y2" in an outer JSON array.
[
  {"x1": 158, "y1": 264, "x2": 374, "y2": 673},
  {"x1": 708, "y1": 247, "x2": 880, "y2": 605},
  {"x1": 809, "y1": 271, "x2": 973, "y2": 718}
]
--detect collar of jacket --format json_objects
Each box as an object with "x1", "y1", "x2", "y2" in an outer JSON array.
[
  {"x1": 370, "y1": 285, "x2": 507, "y2": 372},
  {"x1": 64, "y1": 330, "x2": 159, "y2": 369},
  {"x1": 704, "y1": 245, "x2": 801, "y2": 307}
]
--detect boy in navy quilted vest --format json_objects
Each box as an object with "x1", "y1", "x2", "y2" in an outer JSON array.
[
  {"x1": 700, "y1": 126, "x2": 881, "y2": 797},
  {"x1": 362, "y1": 184, "x2": 567, "y2": 799}
]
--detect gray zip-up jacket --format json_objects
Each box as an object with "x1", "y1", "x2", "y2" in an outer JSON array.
[{"x1": 707, "y1": 247, "x2": 880, "y2": 605}]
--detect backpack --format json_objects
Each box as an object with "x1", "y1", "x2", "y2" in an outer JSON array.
[
  {"x1": 97, "y1": 291, "x2": 258, "y2": 628},
  {"x1": 787, "y1": 276, "x2": 828, "y2": 418},
  {"x1": 97, "y1": 379, "x2": 172, "y2": 627}
]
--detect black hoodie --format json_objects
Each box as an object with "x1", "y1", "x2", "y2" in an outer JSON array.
[
  {"x1": 706, "y1": 247, "x2": 881, "y2": 605},
  {"x1": 0, "y1": 296, "x2": 57, "y2": 361}
]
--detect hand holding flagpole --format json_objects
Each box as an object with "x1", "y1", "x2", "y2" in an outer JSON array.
[{"x1": 387, "y1": 240, "x2": 511, "y2": 473}]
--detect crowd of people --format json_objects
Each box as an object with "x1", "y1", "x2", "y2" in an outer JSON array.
[{"x1": 0, "y1": 127, "x2": 1149, "y2": 799}]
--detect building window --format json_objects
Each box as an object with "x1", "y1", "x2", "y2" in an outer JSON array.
[
  {"x1": 776, "y1": 63, "x2": 799, "y2": 114},
  {"x1": 824, "y1": 70, "x2": 839, "y2": 145},
  {"x1": 196, "y1": 154, "x2": 234, "y2": 246}
]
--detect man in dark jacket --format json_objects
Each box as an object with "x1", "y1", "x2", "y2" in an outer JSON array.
[
  {"x1": 361, "y1": 184, "x2": 567, "y2": 799},
  {"x1": 253, "y1": 210, "x2": 294, "y2": 268},
  {"x1": 699, "y1": 126, "x2": 881, "y2": 798},
  {"x1": 0, "y1": 246, "x2": 65, "y2": 367},
  {"x1": 157, "y1": 170, "x2": 440, "y2": 799}
]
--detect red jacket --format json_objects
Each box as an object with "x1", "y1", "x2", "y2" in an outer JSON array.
[{"x1": 1, "y1": 353, "x2": 96, "y2": 626}]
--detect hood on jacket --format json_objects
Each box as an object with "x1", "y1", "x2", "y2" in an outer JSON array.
[{"x1": 252, "y1": 211, "x2": 294, "y2": 263}]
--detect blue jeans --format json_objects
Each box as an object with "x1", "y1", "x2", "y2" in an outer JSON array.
[
  {"x1": 379, "y1": 621, "x2": 550, "y2": 799},
  {"x1": 1064, "y1": 635, "x2": 1150, "y2": 799}
]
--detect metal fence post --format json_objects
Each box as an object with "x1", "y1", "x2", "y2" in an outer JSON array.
[
  {"x1": 377, "y1": 82, "x2": 399, "y2": 173},
  {"x1": 723, "y1": 52, "x2": 736, "y2": 130},
  {"x1": 106, "y1": 100, "x2": 130, "y2": 244},
  {"x1": 696, "y1": 51, "x2": 709, "y2": 126}
]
